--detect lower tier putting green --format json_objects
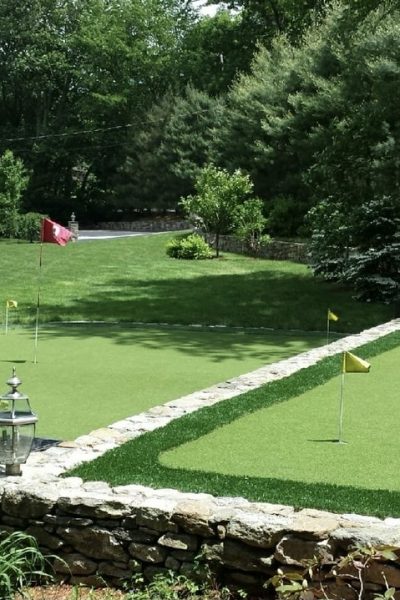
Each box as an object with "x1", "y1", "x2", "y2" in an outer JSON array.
[
  {"x1": 0, "y1": 324, "x2": 324, "y2": 440},
  {"x1": 160, "y1": 343, "x2": 400, "y2": 492}
]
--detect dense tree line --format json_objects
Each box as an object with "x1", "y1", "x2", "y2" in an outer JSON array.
[{"x1": 1, "y1": 0, "x2": 399, "y2": 301}]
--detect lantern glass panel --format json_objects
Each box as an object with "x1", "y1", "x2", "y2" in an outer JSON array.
[
  {"x1": 0, "y1": 396, "x2": 33, "y2": 419},
  {"x1": 0, "y1": 423, "x2": 35, "y2": 464}
]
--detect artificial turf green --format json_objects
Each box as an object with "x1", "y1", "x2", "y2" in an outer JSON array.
[
  {"x1": 160, "y1": 344, "x2": 400, "y2": 491},
  {"x1": 69, "y1": 331, "x2": 400, "y2": 517},
  {"x1": 0, "y1": 234, "x2": 392, "y2": 332},
  {"x1": 0, "y1": 324, "x2": 324, "y2": 440}
]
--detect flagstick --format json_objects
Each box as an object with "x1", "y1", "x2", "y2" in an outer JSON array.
[
  {"x1": 34, "y1": 242, "x2": 44, "y2": 364},
  {"x1": 338, "y1": 371, "x2": 345, "y2": 443},
  {"x1": 326, "y1": 312, "x2": 330, "y2": 344},
  {"x1": 5, "y1": 305, "x2": 9, "y2": 334}
]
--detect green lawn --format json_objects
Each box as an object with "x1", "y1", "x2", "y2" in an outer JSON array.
[
  {"x1": 0, "y1": 234, "x2": 392, "y2": 331},
  {"x1": 70, "y1": 332, "x2": 400, "y2": 517},
  {"x1": 0, "y1": 324, "x2": 325, "y2": 440}
]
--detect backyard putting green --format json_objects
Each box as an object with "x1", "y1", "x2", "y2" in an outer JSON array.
[
  {"x1": 0, "y1": 324, "x2": 325, "y2": 440},
  {"x1": 71, "y1": 331, "x2": 400, "y2": 517}
]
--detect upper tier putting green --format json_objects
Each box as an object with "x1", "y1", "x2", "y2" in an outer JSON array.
[{"x1": 0, "y1": 324, "x2": 324, "y2": 440}]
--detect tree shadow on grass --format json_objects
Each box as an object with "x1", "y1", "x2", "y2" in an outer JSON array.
[
  {"x1": 37, "y1": 323, "x2": 326, "y2": 364},
  {"x1": 39, "y1": 269, "x2": 391, "y2": 334}
]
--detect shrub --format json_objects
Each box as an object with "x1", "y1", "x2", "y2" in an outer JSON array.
[
  {"x1": 166, "y1": 233, "x2": 213, "y2": 259},
  {"x1": 233, "y1": 198, "x2": 270, "y2": 256},
  {"x1": 180, "y1": 165, "x2": 253, "y2": 257},
  {"x1": 0, "y1": 150, "x2": 29, "y2": 238},
  {"x1": 17, "y1": 212, "x2": 46, "y2": 242}
]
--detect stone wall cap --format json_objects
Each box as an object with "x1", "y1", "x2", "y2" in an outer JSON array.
[{"x1": 340, "y1": 513, "x2": 383, "y2": 526}]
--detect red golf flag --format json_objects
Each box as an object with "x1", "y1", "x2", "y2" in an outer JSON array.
[{"x1": 41, "y1": 218, "x2": 72, "y2": 246}]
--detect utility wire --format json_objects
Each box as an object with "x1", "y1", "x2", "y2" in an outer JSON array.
[
  {"x1": 0, "y1": 106, "x2": 216, "y2": 146},
  {"x1": 1, "y1": 122, "x2": 136, "y2": 143}
]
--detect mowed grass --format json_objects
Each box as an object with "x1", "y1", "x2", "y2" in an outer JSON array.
[
  {"x1": 160, "y1": 343, "x2": 400, "y2": 491},
  {"x1": 0, "y1": 324, "x2": 325, "y2": 440},
  {"x1": 0, "y1": 234, "x2": 392, "y2": 331},
  {"x1": 70, "y1": 332, "x2": 400, "y2": 517}
]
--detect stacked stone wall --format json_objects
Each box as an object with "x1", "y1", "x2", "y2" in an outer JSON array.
[
  {"x1": 1, "y1": 319, "x2": 399, "y2": 597},
  {"x1": 96, "y1": 224, "x2": 308, "y2": 263},
  {"x1": 204, "y1": 234, "x2": 308, "y2": 264},
  {"x1": 2, "y1": 481, "x2": 400, "y2": 598}
]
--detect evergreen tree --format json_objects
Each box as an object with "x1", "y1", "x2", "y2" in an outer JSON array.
[{"x1": 121, "y1": 87, "x2": 223, "y2": 211}]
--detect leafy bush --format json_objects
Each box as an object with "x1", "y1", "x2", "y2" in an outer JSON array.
[
  {"x1": 0, "y1": 150, "x2": 29, "y2": 238},
  {"x1": 181, "y1": 165, "x2": 253, "y2": 257},
  {"x1": 166, "y1": 233, "x2": 213, "y2": 259},
  {"x1": 233, "y1": 198, "x2": 270, "y2": 256},
  {"x1": 17, "y1": 212, "x2": 46, "y2": 242}
]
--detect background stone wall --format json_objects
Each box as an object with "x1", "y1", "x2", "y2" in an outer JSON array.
[
  {"x1": 204, "y1": 234, "x2": 308, "y2": 264},
  {"x1": 96, "y1": 223, "x2": 308, "y2": 263}
]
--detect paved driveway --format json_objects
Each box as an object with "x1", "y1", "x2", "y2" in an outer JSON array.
[{"x1": 78, "y1": 230, "x2": 152, "y2": 241}]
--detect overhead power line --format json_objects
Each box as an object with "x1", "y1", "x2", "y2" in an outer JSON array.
[{"x1": 1, "y1": 122, "x2": 136, "y2": 143}]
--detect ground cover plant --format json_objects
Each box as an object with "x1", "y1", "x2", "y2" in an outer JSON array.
[
  {"x1": 70, "y1": 331, "x2": 400, "y2": 517},
  {"x1": 0, "y1": 234, "x2": 392, "y2": 332},
  {"x1": 0, "y1": 531, "x2": 53, "y2": 599},
  {"x1": 0, "y1": 324, "x2": 324, "y2": 441}
]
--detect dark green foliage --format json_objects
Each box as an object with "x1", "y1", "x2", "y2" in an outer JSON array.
[
  {"x1": 0, "y1": 150, "x2": 29, "y2": 237},
  {"x1": 233, "y1": 197, "x2": 269, "y2": 256},
  {"x1": 166, "y1": 233, "x2": 213, "y2": 259},
  {"x1": 0, "y1": 0, "x2": 195, "y2": 220},
  {"x1": 122, "y1": 88, "x2": 223, "y2": 212},
  {"x1": 211, "y1": 0, "x2": 326, "y2": 45},
  {"x1": 178, "y1": 11, "x2": 255, "y2": 95},
  {"x1": 113, "y1": 93, "x2": 179, "y2": 213},
  {"x1": 305, "y1": 6, "x2": 400, "y2": 301},
  {"x1": 69, "y1": 331, "x2": 400, "y2": 517},
  {"x1": 214, "y1": 37, "x2": 318, "y2": 236},
  {"x1": 17, "y1": 211, "x2": 46, "y2": 242},
  {"x1": 307, "y1": 198, "x2": 352, "y2": 281},
  {"x1": 344, "y1": 196, "x2": 400, "y2": 302}
]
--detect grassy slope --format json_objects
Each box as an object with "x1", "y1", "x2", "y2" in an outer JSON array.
[
  {"x1": 0, "y1": 325, "x2": 324, "y2": 440},
  {"x1": 0, "y1": 234, "x2": 392, "y2": 331},
  {"x1": 69, "y1": 331, "x2": 400, "y2": 517}
]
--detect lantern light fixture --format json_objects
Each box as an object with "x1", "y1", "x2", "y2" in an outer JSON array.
[{"x1": 0, "y1": 368, "x2": 38, "y2": 476}]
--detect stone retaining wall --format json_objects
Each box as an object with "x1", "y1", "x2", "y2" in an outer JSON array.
[
  {"x1": 1, "y1": 320, "x2": 400, "y2": 597},
  {"x1": 204, "y1": 234, "x2": 308, "y2": 263},
  {"x1": 96, "y1": 224, "x2": 308, "y2": 262}
]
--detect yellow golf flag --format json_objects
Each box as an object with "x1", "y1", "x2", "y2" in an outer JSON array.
[
  {"x1": 6, "y1": 300, "x2": 17, "y2": 309},
  {"x1": 343, "y1": 351, "x2": 370, "y2": 373},
  {"x1": 328, "y1": 309, "x2": 339, "y2": 322}
]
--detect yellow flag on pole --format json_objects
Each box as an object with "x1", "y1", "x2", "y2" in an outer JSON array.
[
  {"x1": 6, "y1": 300, "x2": 17, "y2": 309},
  {"x1": 342, "y1": 351, "x2": 370, "y2": 373},
  {"x1": 328, "y1": 309, "x2": 339, "y2": 322}
]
